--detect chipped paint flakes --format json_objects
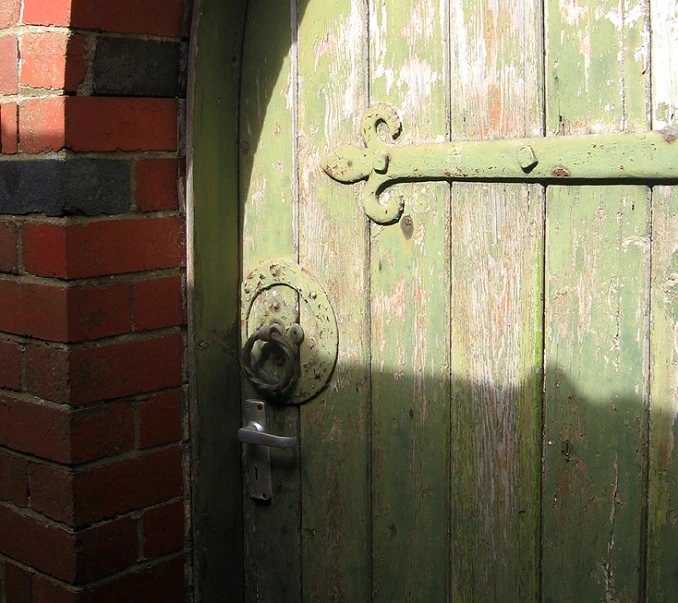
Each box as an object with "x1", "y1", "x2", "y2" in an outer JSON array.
[
  {"x1": 397, "y1": 57, "x2": 440, "y2": 117},
  {"x1": 559, "y1": 0, "x2": 589, "y2": 26},
  {"x1": 400, "y1": 0, "x2": 436, "y2": 41}
]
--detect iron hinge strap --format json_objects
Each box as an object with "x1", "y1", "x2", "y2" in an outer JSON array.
[{"x1": 321, "y1": 103, "x2": 678, "y2": 224}]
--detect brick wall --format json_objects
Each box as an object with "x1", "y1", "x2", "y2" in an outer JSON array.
[{"x1": 0, "y1": 0, "x2": 190, "y2": 601}]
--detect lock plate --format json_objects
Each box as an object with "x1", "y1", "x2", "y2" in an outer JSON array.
[
  {"x1": 242, "y1": 400, "x2": 272, "y2": 501},
  {"x1": 242, "y1": 260, "x2": 339, "y2": 405}
]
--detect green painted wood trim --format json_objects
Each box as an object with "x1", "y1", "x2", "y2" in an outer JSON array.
[
  {"x1": 295, "y1": 0, "x2": 371, "y2": 599},
  {"x1": 647, "y1": 186, "x2": 678, "y2": 601},
  {"x1": 448, "y1": 1, "x2": 544, "y2": 598},
  {"x1": 186, "y1": 0, "x2": 248, "y2": 601},
  {"x1": 369, "y1": 1, "x2": 451, "y2": 600},
  {"x1": 542, "y1": 1, "x2": 651, "y2": 600},
  {"x1": 238, "y1": 1, "x2": 301, "y2": 599}
]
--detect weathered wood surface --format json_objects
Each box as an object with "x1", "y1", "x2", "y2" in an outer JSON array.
[
  {"x1": 450, "y1": 185, "x2": 544, "y2": 602},
  {"x1": 647, "y1": 1, "x2": 678, "y2": 599},
  {"x1": 545, "y1": 0, "x2": 649, "y2": 136},
  {"x1": 543, "y1": 186, "x2": 650, "y2": 602},
  {"x1": 189, "y1": 0, "x2": 248, "y2": 600},
  {"x1": 542, "y1": 7, "x2": 651, "y2": 600},
  {"x1": 543, "y1": 0, "x2": 651, "y2": 601},
  {"x1": 651, "y1": 0, "x2": 678, "y2": 131},
  {"x1": 296, "y1": 0, "x2": 371, "y2": 600},
  {"x1": 369, "y1": 0, "x2": 450, "y2": 600},
  {"x1": 448, "y1": 1, "x2": 543, "y2": 600},
  {"x1": 647, "y1": 186, "x2": 678, "y2": 601},
  {"x1": 232, "y1": 1, "x2": 677, "y2": 602},
  {"x1": 240, "y1": 2, "x2": 301, "y2": 600}
]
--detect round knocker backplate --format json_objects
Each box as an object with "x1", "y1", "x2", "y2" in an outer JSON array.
[{"x1": 241, "y1": 260, "x2": 339, "y2": 405}]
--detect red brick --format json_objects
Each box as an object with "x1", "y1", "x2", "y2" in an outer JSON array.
[
  {"x1": 71, "y1": 401, "x2": 135, "y2": 463},
  {"x1": 81, "y1": 556, "x2": 184, "y2": 603},
  {"x1": 4, "y1": 562, "x2": 32, "y2": 603},
  {"x1": 25, "y1": 336, "x2": 183, "y2": 406},
  {"x1": 75, "y1": 516, "x2": 138, "y2": 582},
  {"x1": 134, "y1": 276, "x2": 184, "y2": 331},
  {"x1": 0, "y1": 279, "x2": 69, "y2": 341},
  {"x1": 139, "y1": 390, "x2": 182, "y2": 449},
  {"x1": 21, "y1": 33, "x2": 87, "y2": 92},
  {"x1": 19, "y1": 97, "x2": 66, "y2": 153},
  {"x1": 0, "y1": 505, "x2": 76, "y2": 581},
  {"x1": 32, "y1": 575, "x2": 78, "y2": 603},
  {"x1": 0, "y1": 102, "x2": 18, "y2": 154},
  {"x1": 29, "y1": 463, "x2": 74, "y2": 525},
  {"x1": 22, "y1": 223, "x2": 67, "y2": 278},
  {"x1": 65, "y1": 97, "x2": 178, "y2": 152},
  {"x1": 23, "y1": 219, "x2": 184, "y2": 279},
  {"x1": 33, "y1": 557, "x2": 185, "y2": 603},
  {"x1": 68, "y1": 282, "x2": 132, "y2": 342},
  {"x1": 144, "y1": 500, "x2": 183, "y2": 558},
  {"x1": 0, "y1": 395, "x2": 71, "y2": 461},
  {"x1": 24, "y1": 344, "x2": 70, "y2": 404},
  {"x1": 32, "y1": 556, "x2": 185, "y2": 603},
  {"x1": 75, "y1": 447, "x2": 183, "y2": 525},
  {"x1": 0, "y1": 339, "x2": 21, "y2": 391},
  {"x1": 71, "y1": 0, "x2": 184, "y2": 36},
  {"x1": 0, "y1": 220, "x2": 18, "y2": 272},
  {"x1": 22, "y1": 0, "x2": 70, "y2": 26},
  {"x1": 0, "y1": 0, "x2": 20, "y2": 27},
  {"x1": 30, "y1": 448, "x2": 183, "y2": 527},
  {"x1": 71, "y1": 335, "x2": 184, "y2": 404},
  {"x1": 0, "y1": 450, "x2": 28, "y2": 506},
  {"x1": 136, "y1": 159, "x2": 179, "y2": 211},
  {"x1": 0, "y1": 509, "x2": 138, "y2": 586},
  {"x1": 0, "y1": 36, "x2": 18, "y2": 95}
]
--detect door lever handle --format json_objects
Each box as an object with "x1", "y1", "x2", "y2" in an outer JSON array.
[{"x1": 238, "y1": 423, "x2": 297, "y2": 448}]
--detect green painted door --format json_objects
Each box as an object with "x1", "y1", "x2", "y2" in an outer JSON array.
[{"x1": 236, "y1": 0, "x2": 678, "y2": 600}]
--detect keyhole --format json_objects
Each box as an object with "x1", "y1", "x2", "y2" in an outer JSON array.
[{"x1": 254, "y1": 465, "x2": 259, "y2": 481}]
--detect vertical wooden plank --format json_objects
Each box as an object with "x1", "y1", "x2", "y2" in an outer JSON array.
[
  {"x1": 650, "y1": 0, "x2": 678, "y2": 132},
  {"x1": 296, "y1": 0, "x2": 370, "y2": 601},
  {"x1": 545, "y1": 0, "x2": 649, "y2": 135},
  {"x1": 239, "y1": 2, "x2": 300, "y2": 601},
  {"x1": 543, "y1": 2, "x2": 651, "y2": 599},
  {"x1": 647, "y1": 1, "x2": 678, "y2": 599},
  {"x1": 543, "y1": 186, "x2": 650, "y2": 601},
  {"x1": 449, "y1": 187, "x2": 544, "y2": 602},
  {"x1": 189, "y1": 0, "x2": 248, "y2": 599},
  {"x1": 647, "y1": 186, "x2": 678, "y2": 601},
  {"x1": 369, "y1": 1, "x2": 450, "y2": 600},
  {"x1": 448, "y1": 1, "x2": 544, "y2": 600}
]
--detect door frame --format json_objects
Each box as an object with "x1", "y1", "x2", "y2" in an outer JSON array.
[{"x1": 186, "y1": 0, "x2": 249, "y2": 600}]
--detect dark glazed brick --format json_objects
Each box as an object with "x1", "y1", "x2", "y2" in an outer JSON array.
[
  {"x1": 0, "y1": 160, "x2": 130, "y2": 216},
  {"x1": 93, "y1": 38, "x2": 183, "y2": 98},
  {"x1": 0, "y1": 161, "x2": 62, "y2": 215},
  {"x1": 64, "y1": 160, "x2": 130, "y2": 215}
]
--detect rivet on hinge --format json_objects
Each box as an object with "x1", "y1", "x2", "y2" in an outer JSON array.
[
  {"x1": 516, "y1": 145, "x2": 538, "y2": 172},
  {"x1": 373, "y1": 152, "x2": 389, "y2": 174}
]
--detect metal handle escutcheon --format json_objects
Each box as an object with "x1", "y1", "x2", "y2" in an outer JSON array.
[
  {"x1": 239, "y1": 400, "x2": 297, "y2": 501},
  {"x1": 238, "y1": 422, "x2": 297, "y2": 448}
]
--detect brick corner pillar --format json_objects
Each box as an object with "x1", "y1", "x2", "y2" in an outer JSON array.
[{"x1": 0, "y1": 1, "x2": 190, "y2": 601}]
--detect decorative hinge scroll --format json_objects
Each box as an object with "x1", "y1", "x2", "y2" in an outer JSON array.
[{"x1": 321, "y1": 103, "x2": 678, "y2": 225}]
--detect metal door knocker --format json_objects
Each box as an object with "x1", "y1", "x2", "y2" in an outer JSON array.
[{"x1": 240, "y1": 260, "x2": 339, "y2": 405}]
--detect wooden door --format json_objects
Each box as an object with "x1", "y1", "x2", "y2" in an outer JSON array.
[{"x1": 236, "y1": 0, "x2": 678, "y2": 600}]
